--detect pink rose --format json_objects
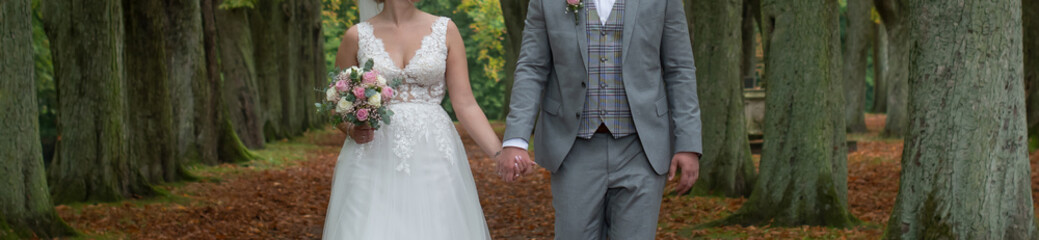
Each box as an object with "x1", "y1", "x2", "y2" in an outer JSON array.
[
  {"x1": 353, "y1": 86, "x2": 366, "y2": 99},
  {"x1": 356, "y1": 108, "x2": 370, "y2": 121},
  {"x1": 335, "y1": 80, "x2": 350, "y2": 92},
  {"x1": 566, "y1": 0, "x2": 579, "y2": 5},
  {"x1": 381, "y1": 87, "x2": 394, "y2": 99},
  {"x1": 363, "y1": 71, "x2": 378, "y2": 85}
]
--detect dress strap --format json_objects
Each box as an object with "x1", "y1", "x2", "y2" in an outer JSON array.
[{"x1": 432, "y1": 17, "x2": 450, "y2": 45}]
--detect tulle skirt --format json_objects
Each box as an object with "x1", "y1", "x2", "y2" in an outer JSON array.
[{"x1": 322, "y1": 102, "x2": 491, "y2": 240}]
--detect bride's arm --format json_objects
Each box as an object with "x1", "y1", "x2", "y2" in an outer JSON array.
[
  {"x1": 334, "y1": 26, "x2": 375, "y2": 143},
  {"x1": 444, "y1": 20, "x2": 502, "y2": 157}
]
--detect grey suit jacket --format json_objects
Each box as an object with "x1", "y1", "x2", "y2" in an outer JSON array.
[{"x1": 504, "y1": 0, "x2": 702, "y2": 175}]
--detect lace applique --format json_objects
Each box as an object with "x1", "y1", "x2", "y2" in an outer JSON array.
[{"x1": 356, "y1": 17, "x2": 454, "y2": 174}]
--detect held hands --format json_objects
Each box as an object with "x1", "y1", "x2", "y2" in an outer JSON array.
[
  {"x1": 495, "y1": 147, "x2": 537, "y2": 182},
  {"x1": 338, "y1": 122, "x2": 375, "y2": 144},
  {"x1": 668, "y1": 152, "x2": 700, "y2": 196}
]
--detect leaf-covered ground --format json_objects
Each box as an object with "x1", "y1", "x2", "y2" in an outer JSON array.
[{"x1": 55, "y1": 114, "x2": 1039, "y2": 239}]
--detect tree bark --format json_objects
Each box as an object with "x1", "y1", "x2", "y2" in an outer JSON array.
[
  {"x1": 1025, "y1": 0, "x2": 1039, "y2": 144},
  {"x1": 297, "y1": 0, "x2": 325, "y2": 128},
  {"x1": 706, "y1": 0, "x2": 856, "y2": 227},
  {"x1": 843, "y1": 0, "x2": 873, "y2": 133},
  {"x1": 875, "y1": 0, "x2": 909, "y2": 137},
  {"x1": 250, "y1": 0, "x2": 299, "y2": 140},
  {"x1": 202, "y1": 0, "x2": 262, "y2": 164},
  {"x1": 499, "y1": 0, "x2": 530, "y2": 120},
  {"x1": 214, "y1": 1, "x2": 265, "y2": 149},
  {"x1": 872, "y1": 22, "x2": 888, "y2": 113},
  {"x1": 124, "y1": 0, "x2": 184, "y2": 184},
  {"x1": 685, "y1": 0, "x2": 756, "y2": 198},
  {"x1": 0, "y1": 0, "x2": 77, "y2": 237},
  {"x1": 44, "y1": 0, "x2": 157, "y2": 204},
  {"x1": 883, "y1": 0, "x2": 1036, "y2": 238},
  {"x1": 166, "y1": 0, "x2": 208, "y2": 166}
]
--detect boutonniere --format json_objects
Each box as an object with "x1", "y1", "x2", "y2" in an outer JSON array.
[{"x1": 564, "y1": 0, "x2": 584, "y2": 25}]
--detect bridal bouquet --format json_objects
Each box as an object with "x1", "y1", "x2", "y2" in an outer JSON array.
[{"x1": 317, "y1": 59, "x2": 401, "y2": 129}]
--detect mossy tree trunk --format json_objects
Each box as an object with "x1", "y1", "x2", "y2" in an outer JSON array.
[
  {"x1": 685, "y1": 0, "x2": 756, "y2": 198},
  {"x1": 706, "y1": 0, "x2": 857, "y2": 228},
  {"x1": 166, "y1": 0, "x2": 209, "y2": 167},
  {"x1": 213, "y1": 1, "x2": 265, "y2": 149},
  {"x1": 874, "y1": 0, "x2": 909, "y2": 137},
  {"x1": 123, "y1": 0, "x2": 187, "y2": 184},
  {"x1": 252, "y1": 0, "x2": 294, "y2": 140},
  {"x1": 202, "y1": 0, "x2": 262, "y2": 164},
  {"x1": 0, "y1": 0, "x2": 77, "y2": 237},
  {"x1": 1025, "y1": 0, "x2": 1039, "y2": 145},
  {"x1": 883, "y1": 0, "x2": 1036, "y2": 238},
  {"x1": 500, "y1": 0, "x2": 530, "y2": 120},
  {"x1": 44, "y1": 0, "x2": 156, "y2": 204},
  {"x1": 843, "y1": 0, "x2": 873, "y2": 133},
  {"x1": 297, "y1": 0, "x2": 325, "y2": 128},
  {"x1": 871, "y1": 22, "x2": 888, "y2": 113}
]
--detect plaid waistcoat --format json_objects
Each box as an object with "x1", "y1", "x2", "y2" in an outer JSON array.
[{"x1": 578, "y1": 0, "x2": 633, "y2": 139}]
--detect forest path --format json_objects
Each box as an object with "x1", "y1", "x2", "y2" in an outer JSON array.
[{"x1": 56, "y1": 115, "x2": 1024, "y2": 239}]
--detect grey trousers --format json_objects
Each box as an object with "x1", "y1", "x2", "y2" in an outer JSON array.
[{"x1": 551, "y1": 134, "x2": 667, "y2": 240}]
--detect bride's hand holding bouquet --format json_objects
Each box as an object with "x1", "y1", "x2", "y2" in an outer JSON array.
[{"x1": 319, "y1": 59, "x2": 401, "y2": 144}]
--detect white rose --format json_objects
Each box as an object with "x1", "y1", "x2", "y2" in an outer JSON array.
[
  {"x1": 368, "y1": 94, "x2": 381, "y2": 108},
  {"x1": 377, "y1": 75, "x2": 387, "y2": 85},
  {"x1": 336, "y1": 97, "x2": 352, "y2": 114},
  {"x1": 325, "y1": 88, "x2": 339, "y2": 102},
  {"x1": 349, "y1": 66, "x2": 362, "y2": 75}
]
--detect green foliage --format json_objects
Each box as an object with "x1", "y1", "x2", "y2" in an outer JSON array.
[
  {"x1": 218, "y1": 0, "x2": 258, "y2": 10},
  {"x1": 32, "y1": 0, "x2": 58, "y2": 162},
  {"x1": 322, "y1": 0, "x2": 360, "y2": 70}
]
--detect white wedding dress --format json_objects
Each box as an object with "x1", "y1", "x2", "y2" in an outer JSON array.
[{"x1": 322, "y1": 17, "x2": 491, "y2": 239}]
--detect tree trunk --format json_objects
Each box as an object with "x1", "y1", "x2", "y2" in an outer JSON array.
[
  {"x1": 706, "y1": 0, "x2": 856, "y2": 227},
  {"x1": 166, "y1": 0, "x2": 208, "y2": 167},
  {"x1": 871, "y1": 22, "x2": 888, "y2": 113},
  {"x1": 202, "y1": 0, "x2": 262, "y2": 164},
  {"x1": 124, "y1": 0, "x2": 185, "y2": 184},
  {"x1": 0, "y1": 0, "x2": 77, "y2": 237},
  {"x1": 214, "y1": 1, "x2": 265, "y2": 149},
  {"x1": 875, "y1": 0, "x2": 909, "y2": 137},
  {"x1": 44, "y1": 0, "x2": 157, "y2": 204},
  {"x1": 297, "y1": 0, "x2": 325, "y2": 128},
  {"x1": 843, "y1": 0, "x2": 873, "y2": 133},
  {"x1": 251, "y1": 0, "x2": 298, "y2": 140},
  {"x1": 1025, "y1": 0, "x2": 1039, "y2": 144},
  {"x1": 685, "y1": 0, "x2": 756, "y2": 198},
  {"x1": 500, "y1": 0, "x2": 530, "y2": 120},
  {"x1": 883, "y1": 1, "x2": 1036, "y2": 238}
]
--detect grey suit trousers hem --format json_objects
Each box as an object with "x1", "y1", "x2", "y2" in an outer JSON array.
[{"x1": 551, "y1": 133, "x2": 666, "y2": 240}]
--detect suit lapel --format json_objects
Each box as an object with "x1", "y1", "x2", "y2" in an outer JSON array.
[
  {"x1": 576, "y1": 2, "x2": 589, "y2": 73},
  {"x1": 621, "y1": 0, "x2": 639, "y2": 62}
]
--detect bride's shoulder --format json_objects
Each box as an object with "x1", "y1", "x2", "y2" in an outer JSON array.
[{"x1": 340, "y1": 24, "x2": 362, "y2": 45}]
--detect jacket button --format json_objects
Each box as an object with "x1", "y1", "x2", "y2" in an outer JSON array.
[
  {"x1": 581, "y1": 82, "x2": 586, "y2": 88},
  {"x1": 575, "y1": 113, "x2": 581, "y2": 119}
]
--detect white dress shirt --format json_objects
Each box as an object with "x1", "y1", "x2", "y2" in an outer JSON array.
[
  {"x1": 502, "y1": 0, "x2": 618, "y2": 151},
  {"x1": 594, "y1": 0, "x2": 617, "y2": 25}
]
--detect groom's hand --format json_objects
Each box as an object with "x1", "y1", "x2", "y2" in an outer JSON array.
[
  {"x1": 496, "y1": 147, "x2": 534, "y2": 182},
  {"x1": 668, "y1": 152, "x2": 700, "y2": 196}
]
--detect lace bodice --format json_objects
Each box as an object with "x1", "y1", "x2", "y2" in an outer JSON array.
[{"x1": 357, "y1": 17, "x2": 450, "y2": 105}]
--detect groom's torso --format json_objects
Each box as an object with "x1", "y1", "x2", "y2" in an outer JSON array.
[{"x1": 533, "y1": 0, "x2": 674, "y2": 174}]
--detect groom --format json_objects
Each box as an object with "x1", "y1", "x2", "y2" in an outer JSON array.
[{"x1": 497, "y1": 0, "x2": 702, "y2": 238}]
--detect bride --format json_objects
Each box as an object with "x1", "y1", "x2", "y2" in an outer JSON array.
[{"x1": 321, "y1": 0, "x2": 530, "y2": 239}]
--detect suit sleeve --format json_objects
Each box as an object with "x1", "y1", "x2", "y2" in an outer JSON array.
[
  {"x1": 503, "y1": 0, "x2": 553, "y2": 142},
  {"x1": 661, "y1": 0, "x2": 703, "y2": 155}
]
